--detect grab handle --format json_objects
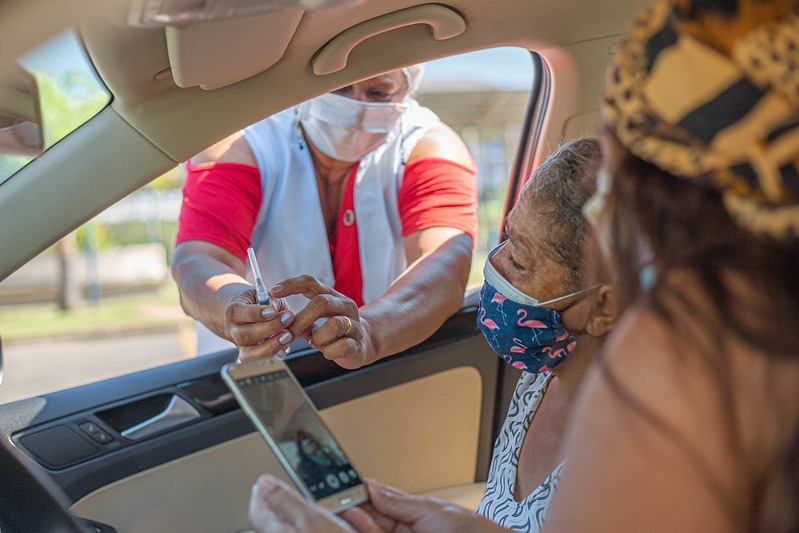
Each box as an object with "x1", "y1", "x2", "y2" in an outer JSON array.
[
  {"x1": 120, "y1": 395, "x2": 200, "y2": 441},
  {"x1": 312, "y1": 4, "x2": 466, "y2": 76}
]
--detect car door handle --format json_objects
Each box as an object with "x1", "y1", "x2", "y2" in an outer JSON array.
[
  {"x1": 120, "y1": 395, "x2": 200, "y2": 441},
  {"x1": 312, "y1": 4, "x2": 466, "y2": 76}
]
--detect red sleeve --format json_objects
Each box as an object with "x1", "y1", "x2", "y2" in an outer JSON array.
[
  {"x1": 398, "y1": 157, "x2": 478, "y2": 244},
  {"x1": 175, "y1": 162, "x2": 262, "y2": 262}
]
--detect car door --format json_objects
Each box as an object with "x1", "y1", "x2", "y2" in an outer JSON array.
[
  {"x1": 0, "y1": 232, "x2": 522, "y2": 531},
  {"x1": 0, "y1": 51, "x2": 551, "y2": 533},
  {"x1": 2, "y1": 314, "x2": 506, "y2": 532}
]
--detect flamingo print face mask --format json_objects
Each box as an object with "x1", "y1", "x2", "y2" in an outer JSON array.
[{"x1": 477, "y1": 243, "x2": 596, "y2": 373}]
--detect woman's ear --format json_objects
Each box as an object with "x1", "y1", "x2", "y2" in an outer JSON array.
[{"x1": 586, "y1": 283, "x2": 619, "y2": 337}]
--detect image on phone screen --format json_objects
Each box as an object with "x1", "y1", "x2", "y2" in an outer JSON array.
[{"x1": 234, "y1": 369, "x2": 363, "y2": 500}]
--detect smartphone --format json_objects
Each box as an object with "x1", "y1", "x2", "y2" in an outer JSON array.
[{"x1": 221, "y1": 357, "x2": 368, "y2": 513}]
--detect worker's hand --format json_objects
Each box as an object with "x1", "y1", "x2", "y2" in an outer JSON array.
[
  {"x1": 226, "y1": 288, "x2": 295, "y2": 362},
  {"x1": 270, "y1": 275, "x2": 374, "y2": 369}
]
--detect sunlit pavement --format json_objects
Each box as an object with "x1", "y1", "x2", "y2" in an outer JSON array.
[{"x1": 0, "y1": 329, "x2": 191, "y2": 405}]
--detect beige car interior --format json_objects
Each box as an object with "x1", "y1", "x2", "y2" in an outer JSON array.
[
  {"x1": 73, "y1": 366, "x2": 483, "y2": 531},
  {"x1": 0, "y1": 0, "x2": 649, "y2": 531}
]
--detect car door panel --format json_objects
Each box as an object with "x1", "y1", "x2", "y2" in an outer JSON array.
[
  {"x1": 0, "y1": 301, "x2": 514, "y2": 532},
  {"x1": 321, "y1": 364, "x2": 482, "y2": 493},
  {"x1": 70, "y1": 363, "x2": 486, "y2": 532}
]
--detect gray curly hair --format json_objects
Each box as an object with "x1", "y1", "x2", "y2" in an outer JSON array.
[{"x1": 526, "y1": 138, "x2": 601, "y2": 291}]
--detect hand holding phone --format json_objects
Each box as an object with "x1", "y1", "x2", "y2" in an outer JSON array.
[{"x1": 221, "y1": 358, "x2": 368, "y2": 513}]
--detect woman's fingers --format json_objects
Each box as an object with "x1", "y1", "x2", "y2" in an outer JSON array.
[
  {"x1": 237, "y1": 339, "x2": 290, "y2": 362},
  {"x1": 248, "y1": 476, "x2": 296, "y2": 533},
  {"x1": 311, "y1": 315, "x2": 361, "y2": 348},
  {"x1": 271, "y1": 276, "x2": 361, "y2": 338},
  {"x1": 269, "y1": 275, "x2": 336, "y2": 300},
  {"x1": 225, "y1": 291, "x2": 295, "y2": 359},
  {"x1": 365, "y1": 480, "x2": 428, "y2": 523},
  {"x1": 340, "y1": 506, "x2": 389, "y2": 533},
  {"x1": 249, "y1": 475, "x2": 315, "y2": 531},
  {"x1": 268, "y1": 275, "x2": 372, "y2": 369},
  {"x1": 365, "y1": 479, "x2": 505, "y2": 533},
  {"x1": 249, "y1": 475, "x2": 359, "y2": 533},
  {"x1": 344, "y1": 500, "x2": 401, "y2": 532},
  {"x1": 352, "y1": 479, "x2": 488, "y2": 533},
  {"x1": 251, "y1": 475, "x2": 305, "y2": 521}
]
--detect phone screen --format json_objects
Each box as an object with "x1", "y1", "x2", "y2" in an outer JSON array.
[{"x1": 234, "y1": 369, "x2": 363, "y2": 500}]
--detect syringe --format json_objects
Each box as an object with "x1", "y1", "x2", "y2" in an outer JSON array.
[{"x1": 247, "y1": 247, "x2": 270, "y2": 305}]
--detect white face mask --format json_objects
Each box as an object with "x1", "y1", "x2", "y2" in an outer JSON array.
[
  {"x1": 582, "y1": 168, "x2": 614, "y2": 262},
  {"x1": 583, "y1": 169, "x2": 658, "y2": 291},
  {"x1": 297, "y1": 92, "x2": 408, "y2": 162}
]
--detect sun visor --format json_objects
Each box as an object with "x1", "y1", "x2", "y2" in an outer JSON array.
[
  {"x1": 127, "y1": 0, "x2": 363, "y2": 27},
  {"x1": 131, "y1": 0, "x2": 366, "y2": 90},
  {"x1": 164, "y1": 10, "x2": 303, "y2": 90}
]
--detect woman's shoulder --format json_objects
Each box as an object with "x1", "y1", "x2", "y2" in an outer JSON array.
[
  {"x1": 600, "y1": 295, "x2": 799, "y2": 484},
  {"x1": 543, "y1": 300, "x2": 746, "y2": 530},
  {"x1": 545, "y1": 294, "x2": 799, "y2": 530},
  {"x1": 606, "y1": 282, "x2": 799, "y2": 410},
  {"x1": 190, "y1": 131, "x2": 254, "y2": 166},
  {"x1": 600, "y1": 299, "x2": 749, "y2": 414},
  {"x1": 407, "y1": 121, "x2": 474, "y2": 168}
]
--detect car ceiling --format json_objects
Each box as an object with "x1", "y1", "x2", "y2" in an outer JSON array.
[{"x1": 0, "y1": 0, "x2": 647, "y2": 281}]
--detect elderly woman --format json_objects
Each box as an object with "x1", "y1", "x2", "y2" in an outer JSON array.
[
  {"x1": 246, "y1": 138, "x2": 619, "y2": 533},
  {"x1": 544, "y1": 0, "x2": 799, "y2": 531}
]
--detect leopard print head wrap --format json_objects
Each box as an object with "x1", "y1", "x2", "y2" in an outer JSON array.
[{"x1": 602, "y1": 0, "x2": 799, "y2": 239}]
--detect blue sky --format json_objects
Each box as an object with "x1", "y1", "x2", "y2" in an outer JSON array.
[{"x1": 421, "y1": 46, "x2": 534, "y2": 92}]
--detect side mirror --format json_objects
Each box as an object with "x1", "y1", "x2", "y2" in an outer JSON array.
[{"x1": 0, "y1": 65, "x2": 44, "y2": 158}]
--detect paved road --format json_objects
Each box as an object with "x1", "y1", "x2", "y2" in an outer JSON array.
[{"x1": 0, "y1": 330, "x2": 190, "y2": 404}]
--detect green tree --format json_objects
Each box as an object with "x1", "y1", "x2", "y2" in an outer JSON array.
[{"x1": 32, "y1": 68, "x2": 109, "y2": 310}]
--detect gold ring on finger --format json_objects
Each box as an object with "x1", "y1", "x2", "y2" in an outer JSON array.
[{"x1": 341, "y1": 316, "x2": 353, "y2": 337}]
